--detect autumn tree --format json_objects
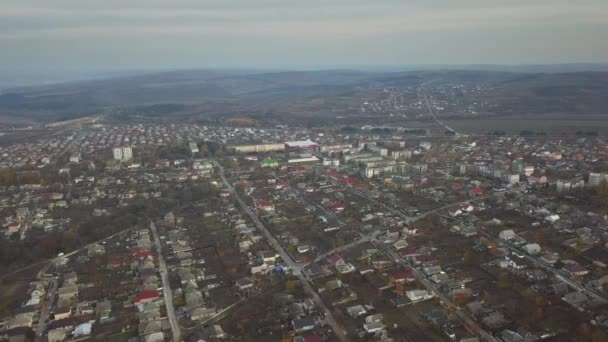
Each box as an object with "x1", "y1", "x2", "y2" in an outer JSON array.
[{"x1": 593, "y1": 178, "x2": 608, "y2": 205}]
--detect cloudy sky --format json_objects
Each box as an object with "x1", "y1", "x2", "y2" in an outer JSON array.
[{"x1": 1, "y1": 0, "x2": 608, "y2": 74}]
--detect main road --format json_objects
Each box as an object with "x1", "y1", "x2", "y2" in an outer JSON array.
[
  {"x1": 150, "y1": 221, "x2": 181, "y2": 342},
  {"x1": 216, "y1": 162, "x2": 349, "y2": 342}
]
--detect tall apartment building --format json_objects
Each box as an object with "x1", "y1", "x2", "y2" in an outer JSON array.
[
  {"x1": 113, "y1": 146, "x2": 133, "y2": 162},
  {"x1": 112, "y1": 147, "x2": 123, "y2": 161}
]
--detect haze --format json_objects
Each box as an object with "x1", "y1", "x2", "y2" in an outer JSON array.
[{"x1": 1, "y1": 0, "x2": 608, "y2": 76}]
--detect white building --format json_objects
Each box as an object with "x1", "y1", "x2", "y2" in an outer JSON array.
[
  {"x1": 113, "y1": 146, "x2": 133, "y2": 162},
  {"x1": 122, "y1": 146, "x2": 133, "y2": 161},
  {"x1": 69, "y1": 153, "x2": 80, "y2": 164},
  {"x1": 323, "y1": 158, "x2": 340, "y2": 166},
  {"x1": 523, "y1": 243, "x2": 541, "y2": 255},
  {"x1": 189, "y1": 142, "x2": 199, "y2": 154},
  {"x1": 499, "y1": 229, "x2": 516, "y2": 241},
  {"x1": 588, "y1": 172, "x2": 607, "y2": 187},
  {"x1": 506, "y1": 174, "x2": 520, "y2": 184},
  {"x1": 112, "y1": 147, "x2": 123, "y2": 161}
]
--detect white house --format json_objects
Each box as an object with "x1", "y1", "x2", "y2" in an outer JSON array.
[{"x1": 499, "y1": 229, "x2": 516, "y2": 241}]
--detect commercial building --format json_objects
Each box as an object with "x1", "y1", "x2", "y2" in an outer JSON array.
[
  {"x1": 230, "y1": 143, "x2": 285, "y2": 153},
  {"x1": 284, "y1": 140, "x2": 319, "y2": 152}
]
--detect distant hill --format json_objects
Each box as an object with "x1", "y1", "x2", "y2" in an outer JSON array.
[
  {"x1": 490, "y1": 72, "x2": 608, "y2": 115},
  {"x1": 0, "y1": 69, "x2": 607, "y2": 125}
]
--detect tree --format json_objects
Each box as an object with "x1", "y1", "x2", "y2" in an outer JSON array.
[
  {"x1": 488, "y1": 242, "x2": 498, "y2": 256},
  {"x1": 497, "y1": 271, "x2": 511, "y2": 289},
  {"x1": 593, "y1": 178, "x2": 608, "y2": 205},
  {"x1": 462, "y1": 250, "x2": 474, "y2": 265}
]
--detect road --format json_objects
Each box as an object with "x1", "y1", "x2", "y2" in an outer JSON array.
[
  {"x1": 3, "y1": 227, "x2": 134, "y2": 280},
  {"x1": 27, "y1": 229, "x2": 133, "y2": 339},
  {"x1": 216, "y1": 162, "x2": 349, "y2": 342},
  {"x1": 375, "y1": 241, "x2": 499, "y2": 342},
  {"x1": 35, "y1": 279, "x2": 58, "y2": 341},
  {"x1": 477, "y1": 229, "x2": 608, "y2": 304},
  {"x1": 345, "y1": 182, "x2": 497, "y2": 224},
  {"x1": 333, "y1": 173, "x2": 502, "y2": 341},
  {"x1": 150, "y1": 221, "x2": 181, "y2": 342},
  {"x1": 419, "y1": 90, "x2": 462, "y2": 136}
]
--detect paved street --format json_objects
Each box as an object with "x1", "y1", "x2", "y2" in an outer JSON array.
[
  {"x1": 150, "y1": 221, "x2": 181, "y2": 342},
  {"x1": 217, "y1": 162, "x2": 349, "y2": 342},
  {"x1": 34, "y1": 279, "x2": 57, "y2": 341}
]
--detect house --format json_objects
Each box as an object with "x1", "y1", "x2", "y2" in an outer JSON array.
[
  {"x1": 3, "y1": 326, "x2": 34, "y2": 342},
  {"x1": 73, "y1": 322, "x2": 93, "y2": 338},
  {"x1": 133, "y1": 290, "x2": 160, "y2": 306},
  {"x1": 235, "y1": 277, "x2": 254, "y2": 291},
  {"x1": 422, "y1": 265, "x2": 442, "y2": 276},
  {"x1": 75, "y1": 302, "x2": 95, "y2": 316},
  {"x1": 329, "y1": 202, "x2": 345, "y2": 212},
  {"x1": 363, "y1": 314, "x2": 385, "y2": 333},
  {"x1": 523, "y1": 243, "x2": 541, "y2": 255},
  {"x1": 449, "y1": 209, "x2": 463, "y2": 217},
  {"x1": 292, "y1": 317, "x2": 317, "y2": 333},
  {"x1": 139, "y1": 310, "x2": 161, "y2": 323},
  {"x1": 54, "y1": 306, "x2": 72, "y2": 320},
  {"x1": 189, "y1": 307, "x2": 217, "y2": 321},
  {"x1": 7, "y1": 313, "x2": 34, "y2": 329},
  {"x1": 346, "y1": 304, "x2": 372, "y2": 318},
  {"x1": 499, "y1": 229, "x2": 516, "y2": 241},
  {"x1": 499, "y1": 329, "x2": 537, "y2": 342},
  {"x1": 185, "y1": 290, "x2": 204, "y2": 307},
  {"x1": 139, "y1": 320, "x2": 162, "y2": 335},
  {"x1": 527, "y1": 171, "x2": 547, "y2": 184},
  {"x1": 470, "y1": 187, "x2": 485, "y2": 196},
  {"x1": 461, "y1": 203, "x2": 474, "y2": 213},
  {"x1": 47, "y1": 318, "x2": 75, "y2": 342},
  {"x1": 255, "y1": 199, "x2": 275, "y2": 212},
  {"x1": 57, "y1": 285, "x2": 78, "y2": 303},
  {"x1": 393, "y1": 271, "x2": 416, "y2": 284},
  {"x1": 482, "y1": 311, "x2": 508, "y2": 330},
  {"x1": 562, "y1": 291, "x2": 588, "y2": 307},
  {"x1": 96, "y1": 300, "x2": 112, "y2": 321},
  {"x1": 562, "y1": 263, "x2": 589, "y2": 277},
  {"x1": 406, "y1": 290, "x2": 434, "y2": 302}
]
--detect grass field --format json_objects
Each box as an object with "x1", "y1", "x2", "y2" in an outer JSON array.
[{"x1": 444, "y1": 114, "x2": 608, "y2": 134}]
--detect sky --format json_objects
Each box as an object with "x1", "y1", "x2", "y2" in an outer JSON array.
[{"x1": 1, "y1": 0, "x2": 608, "y2": 76}]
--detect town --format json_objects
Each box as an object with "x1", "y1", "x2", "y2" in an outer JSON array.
[{"x1": 1, "y1": 121, "x2": 608, "y2": 342}]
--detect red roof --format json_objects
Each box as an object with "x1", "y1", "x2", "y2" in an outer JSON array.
[
  {"x1": 329, "y1": 202, "x2": 345, "y2": 210},
  {"x1": 393, "y1": 271, "x2": 416, "y2": 282},
  {"x1": 413, "y1": 254, "x2": 436, "y2": 263},
  {"x1": 133, "y1": 290, "x2": 160, "y2": 303},
  {"x1": 470, "y1": 187, "x2": 484, "y2": 195},
  {"x1": 131, "y1": 249, "x2": 154, "y2": 258},
  {"x1": 256, "y1": 199, "x2": 273, "y2": 207}
]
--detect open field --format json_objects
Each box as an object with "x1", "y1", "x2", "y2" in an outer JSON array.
[{"x1": 443, "y1": 114, "x2": 608, "y2": 134}]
